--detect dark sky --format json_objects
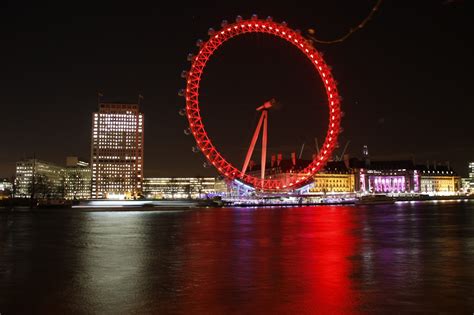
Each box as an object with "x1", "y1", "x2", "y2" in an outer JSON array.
[{"x1": 1, "y1": 0, "x2": 472, "y2": 177}]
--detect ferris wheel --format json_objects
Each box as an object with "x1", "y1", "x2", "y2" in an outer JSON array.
[{"x1": 179, "y1": 15, "x2": 342, "y2": 191}]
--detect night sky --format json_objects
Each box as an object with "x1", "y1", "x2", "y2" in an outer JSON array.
[{"x1": 1, "y1": 0, "x2": 472, "y2": 178}]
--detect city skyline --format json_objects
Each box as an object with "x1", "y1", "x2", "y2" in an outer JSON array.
[{"x1": 1, "y1": 1, "x2": 472, "y2": 177}]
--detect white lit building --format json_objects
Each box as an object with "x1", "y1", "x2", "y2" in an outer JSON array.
[
  {"x1": 15, "y1": 159, "x2": 64, "y2": 198},
  {"x1": 91, "y1": 103, "x2": 144, "y2": 199},
  {"x1": 419, "y1": 168, "x2": 460, "y2": 196},
  {"x1": 64, "y1": 156, "x2": 91, "y2": 200},
  {"x1": 0, "y1": 178, "x2": 12, "y2": 192},
  {"x1": 0, "y1": 178, "x2": 13, "y2": 199},
  {"x1": 469, "y1": 162, "x2": 474, "y2": 189},
  {"x1": 143, "y1": 177, "x2": 226, "y2": 199}
]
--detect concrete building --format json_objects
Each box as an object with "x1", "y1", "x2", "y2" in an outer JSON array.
[
  {"x1": 64, "y1": 156, "x2": 91, "y2": 200},
  {"x1": 143, "y1": 177, "x2": 226, "y2": 199},
  {"x1": 91, "y1": 103, "x2": 144, "y2": 199},
  {"x1": 15, "y1": 158, "x2": 64, "y2": 199}
]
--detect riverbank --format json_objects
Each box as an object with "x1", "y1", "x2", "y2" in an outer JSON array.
[{"x1": 1, "y1": 195, "x2": 473, "y2": 212}]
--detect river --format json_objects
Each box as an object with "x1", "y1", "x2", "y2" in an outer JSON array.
[{"x1": 1, "y1": 200, "x2": 473, "y2": 314}]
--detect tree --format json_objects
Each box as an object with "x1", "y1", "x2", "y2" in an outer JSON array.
[{"x1": 28, "y1": 174, "x2": 53, "y2": 199}]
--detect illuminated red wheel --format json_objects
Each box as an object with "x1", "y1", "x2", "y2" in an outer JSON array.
[{"x1": 181, "y1": 15, "x2": 342, "y2": 191}]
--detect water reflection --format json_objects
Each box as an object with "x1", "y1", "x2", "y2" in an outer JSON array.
[
  {"x1": 1, "y1": 201, "x2": 474, "y2": 313},
  {"x1": 172, "y1": 206, "x2": 359, "y2": 314}
]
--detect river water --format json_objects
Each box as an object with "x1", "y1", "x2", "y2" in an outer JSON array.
[{"x1": 1, "y1": 200, "x2": 473, "y2": 314}]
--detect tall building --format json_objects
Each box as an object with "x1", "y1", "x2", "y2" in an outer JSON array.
[
  {"x1": 64, "y1": 156, "x2": 91, "y2": 200},
  {"x1": 15, "y1": 158, "x2": 64, "y2": 198},
  {"x1": 91, "y1": 103, "x2": 144, "y2": 199}
]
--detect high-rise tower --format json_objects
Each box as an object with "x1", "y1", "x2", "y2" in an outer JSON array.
[{"x1": 91, "y1": 103, "x2": 144, "y2": 199}]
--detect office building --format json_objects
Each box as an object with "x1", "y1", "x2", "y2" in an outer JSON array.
[
  {"x1": 15, "y1": 158, "x2": 64, "y2": 198},
  {"x1": 143, "y1": 177, "x2": 226, "y2": 199},
  {"x1": 91, "y1": 103, "x2": 144, "y2": 199},
  {"x1": 64, "y1": 156, "x2": 91, "y2": 200}
]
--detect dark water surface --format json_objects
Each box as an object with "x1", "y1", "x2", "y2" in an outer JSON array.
[{"x1": 1, "y1": 201, "x2": 474, "y2": 314}]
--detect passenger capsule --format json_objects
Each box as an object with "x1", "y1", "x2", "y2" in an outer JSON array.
[
  {"x1": 192, "y1": 146, "x2": 200, "y2": 153},
  {"x1": 235, "y1": 15, "x2": 243, "y2": 22},
  {"x1": 251, "y1": 14, "x2": 258, "y2": 20},
  {"x1": 178, "y1": 89, "x2": 185, "y2": 97},
  {"x1": 179, "y1": 109, "x2": 186, "y2": 116},
  {"x1": 221, "y1": 20, "x2": 228, "y2": 27},
  {"x1": 183, "y1": 127, "x2": 191, "y2": 135},
  {"x1": 180, "y1": 70, "x2": 188, "y2": 79},
  {"x1": 208, "y1": 28, "x2": 215, "y2": 36},
  {"x1": 187, "y1": 53, "x2": 195, "y2": 62},
  {"x1": 196, "y1": 39, "x2": 204, "y2": 47},
  {"x1": 266, "y1": 16, "x2": 273, "y2": 22}
]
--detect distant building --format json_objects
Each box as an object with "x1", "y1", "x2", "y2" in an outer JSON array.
[
  {"x1": 469, "y1": 162, "x2": 474, "y2": 189},
  {"x1": 349, "y1": 157, "x2": 461, "y2": 196},
  {"x1": 91, "y1": 103, "x2": 144, "y2": 199},
  {"x1": 353, "y1": 160, "x2": 420, "y2": 194},
  {"x1": 15, "y1": 158, "x2": 64, "y2": 199},
  {"x1": 143, "y1": 177, "x2": 226, "y2": 199},
  {"x1": 0, "y1": 178, "x2": 13, "y2": 192},
  {"x1": 419, "y1": 165, "x2": 460, "y2": 195},
  {"x1": 246, "y1": 156, "x2": 312, "y2": 188},
  {"x1": 309, "y1": 161, "x2": 355, "y2": 194},
  {"x1": 460, "y1": 178, "x2": 471, "y2": 193},
  {"x1": 0, "y1": 178, "x2": 13, "y2": 199},
  {"x1": 64, "y1": 156, "x2": 91, "y2": 200}
]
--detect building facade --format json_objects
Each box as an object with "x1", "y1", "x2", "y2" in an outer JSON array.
[
  {"x1": 469, "y1": 162, "x2": 474, "y2": 189},
  {"x1": 91, "y1": 103, "x2": 144, "y2": 199},
  {"x1": 308, "y1": 161, "x2": 355, "y2": 194},
  {"x1": 64, "y1": 156, "x2": 91, "y2": 200},
  {"x1": 419, "y1": 168, "x2": 460, "y2": 195},
  {"x1": 15, "y1": 159, "x2": 65, "y2": 198},
  {"x1": 310, "y1": 173, "x2": 355, "y2": 194},
  {"x1": 143, "y1": 177, "x2": 226, "y2": 199},
  {"x1": 0, "y1": 178, "x2": 13, "y2": 199}
]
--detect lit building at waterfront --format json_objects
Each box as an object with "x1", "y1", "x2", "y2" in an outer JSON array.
[
  {"x1": 419, "y1": 166, "x2": 460, "y2": 196},
  {"x1": 469, "y1": 162, "x2": 474, "y2": 189},
  {"x1": 354, "y1": 160, "x2": 420, "y2": 194},
  {"x1": 0, "y1": 178, "x2": 13, "y2": 199},
  {"x1": 351, "y1": 157, "x2": 461, "y2": 196},
  {"x1": 15, "y1": 158, "x2": 65, "y2": 198},
  {"x1": 64, "y1": 156, "x2": 91, "y2": 200},
  {"x1": 91, "y1": 103, "x2": 144, "y2": 199},
  {"x1": 143, "y1": 177, "x2": 226, "y2": 199},
  {"x1": 461, "y1": 178, "x2": 471, "y2": 193},
  {"x1": 309, "y1": 161, "x2": 355, "y2": 194}
]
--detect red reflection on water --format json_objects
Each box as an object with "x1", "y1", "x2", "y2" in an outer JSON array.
[
  {"x1": 177, "y1": 206, "x2": 359, "y2": 314},
  {"x1": 291, "y1": 206, "x2": 359, "y2": 314}
]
